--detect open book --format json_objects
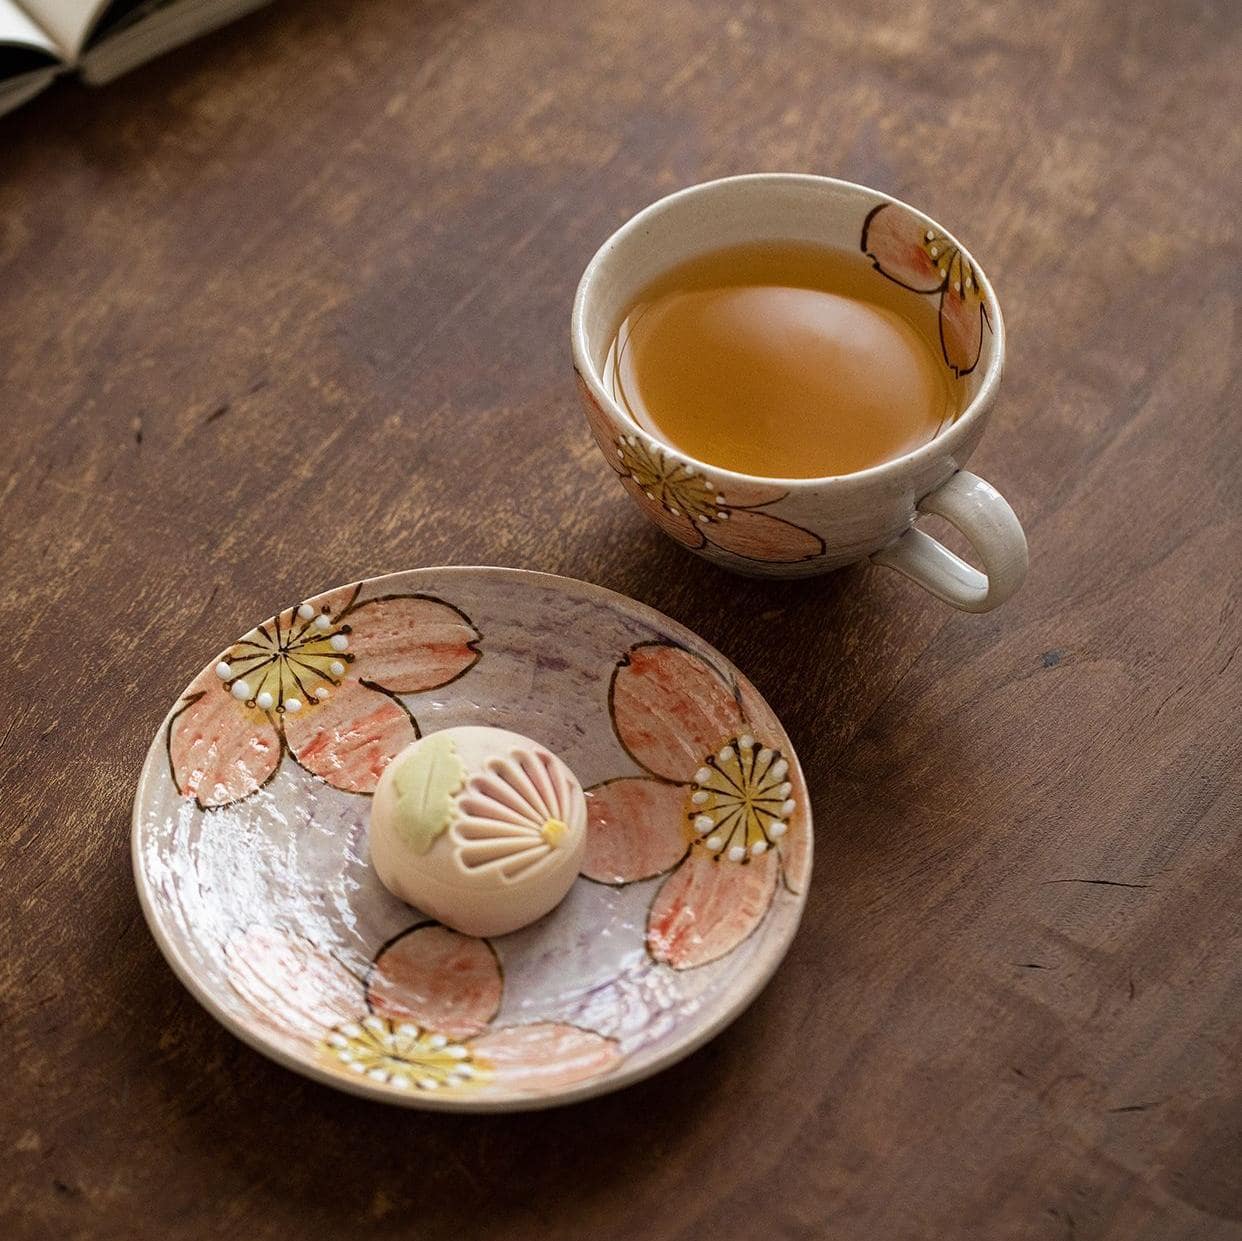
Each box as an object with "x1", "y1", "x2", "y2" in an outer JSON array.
[{"x1": 0, "y1": 0, "x2": 269, "y2": 114}]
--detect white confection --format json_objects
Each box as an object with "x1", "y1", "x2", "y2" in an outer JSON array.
[{"x1": 369, "y1": 726, "x2": 588, "y2": 938}]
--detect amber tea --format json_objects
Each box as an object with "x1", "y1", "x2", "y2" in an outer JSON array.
[{"x1": 605, "y1": 241, "x2": 960, "y2": 478}]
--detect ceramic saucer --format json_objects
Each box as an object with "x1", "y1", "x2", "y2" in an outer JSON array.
[{"x1": 132, "y1": 567, "x2": 813, "y2": 1110}]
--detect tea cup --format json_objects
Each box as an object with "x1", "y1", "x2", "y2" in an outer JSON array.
[{"x1": 571, "y1": 173, "x2": 1027, "y2": 612}]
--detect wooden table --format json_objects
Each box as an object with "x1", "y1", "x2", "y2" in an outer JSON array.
[{"x1": 3, "y1": 1, "x2": 1239, "y2": 1237}]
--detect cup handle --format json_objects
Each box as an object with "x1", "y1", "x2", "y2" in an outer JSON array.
[{"x1": 871, "y1": 470, "x2": 1028, "y2": 612}]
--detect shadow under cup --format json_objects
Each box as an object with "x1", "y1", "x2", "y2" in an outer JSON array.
[{"x1": 571, "y1": 173, "x2": 1028, "y2": 612}]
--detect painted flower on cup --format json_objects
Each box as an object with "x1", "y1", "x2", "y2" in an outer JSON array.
[
  {"x1": 225, "y1": 923, "x2": 622, "y2": 1097},
  {"x1": 582, "y1": 641, "x2": 810, "y2": 969},
  {"x1": 576, "y1": 374, "x2": 824, "y2": 564},
  {"x1": 169, "y1": 584, "x2": 480, "y2": 808},
  {"x1": 861, "y1": 202, "x2": 991, "y2": 377}
]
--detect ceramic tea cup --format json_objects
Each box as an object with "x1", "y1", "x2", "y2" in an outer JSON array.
[{"x1": 571, "y1": 173, "x2": 1028, "y2": 612}]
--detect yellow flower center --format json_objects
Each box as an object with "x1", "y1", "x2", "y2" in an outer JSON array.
[
  {"x1": 920, "y1": 227, "x2": 979, "y2": 296},
  {"x1": 684, "y1": 735, "x2": 796, "y2": 863},
  {"x1": 214, "y1": 598, "x2": 353, "y2": 715},
  {"x1": 322, "y1": 1015, "x2": 486, "y2": 1093},
  {"x1": 616, "y1": 435, "x2": 726, "y2": 525}
]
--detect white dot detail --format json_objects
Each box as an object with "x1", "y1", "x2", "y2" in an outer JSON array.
[
  {"x1": 771, "y1": 758, "x2": 789, "y2": 781},
  {"x1": 694, "y1": 815, "x2": 714, "y2": 834},
  {"x1": 390, "y1": 1075, "x2": 411, "y2": 1090},
  {"x1": 284, "y1": 697, "x2": 302, "y2": 713},
  {"x1": 706, "y1": 835, "x2": 723, "y2": 852},
  {"x1": 329, "y1": 634, "x2": 349, "y2": 652},
  {"x1": 953, "y1": 280, "x2": 961, "y2": 293},
  {"x1": 929, "y1": 245, "x2": 939, "y2": 258},
  {"x1": 231, "y1": 680, "x2": 251, "y2": 701},
  {"x1": 297, "y1": 603, "x2": 314, "y2": 620},
  {"x1": 727, "y1": 845, "x2": 746, "y2": 863},
  {"x1": 751, "y1": 841, "x2": 768, "y2": 856},
  {"x1": 330, "y1": 661, "x2": 345, "y2": 676},
  {"x1": 769, "y1": 822, "x2": 787, "y2": 839},
  {"x1": 417, "y1": 1078, "x2": 439, "y2": 1091},
  {"x1": 781, "y1": 798, "x2": 797, "y2": 817},
  {"x1": 256, "y1": 691, "x2": 274, "y2": 711},
  {"x1": 695, "y1": 767, "x2": 712, "y2": 785},
  {"x1": 314, "y1": 686, "x2": 330, "y2": 700},
  {"x1": 214, "y1": 661, "x2": 231, "y2": 679},
  {"x1": 314, "y1": 614, "x2": 331, "y2": 631},
  {"x1": 925, "y1": 229, "x2": 935, "y2": 241},
  {"x1": 428, "y1": 1033, "x2": 447, "y2": 1049},
  {"x1": 447, "y1": 1045, "x2": 469, "y2": 1060},
  {"x1": 738, "y1": 734, "x2": 754, "y2": 750},
  {"x1": 757, "y1": 748, "x2": 773, "y2": 765},
  {"x1": 718, "y1": 745, "x2": 734, "y2": 762}
]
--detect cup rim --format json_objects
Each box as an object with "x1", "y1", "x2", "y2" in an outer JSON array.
[{"x1": 571, "y1": 172, "x2": 1006, "y2": 490}]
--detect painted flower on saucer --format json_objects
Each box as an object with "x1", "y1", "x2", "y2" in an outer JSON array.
[
  {"x1": 583, "y1": 641, "x2": 810, "y2": 968},
  {"x1": 226, "y1": 922, "x2": 621, "y2": 1097},
  {"x1": 168, "y1": 583, "x2": 480, "y2": 807}
]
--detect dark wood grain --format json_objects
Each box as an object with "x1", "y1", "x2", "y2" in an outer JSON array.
[{"x1": 2, "y1": 0, "x2": 1239, "y2": 1237}]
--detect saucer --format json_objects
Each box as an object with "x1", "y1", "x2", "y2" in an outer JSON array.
[{"x1": 132, "y1": 567, "x2": 813, "y2": 1110}]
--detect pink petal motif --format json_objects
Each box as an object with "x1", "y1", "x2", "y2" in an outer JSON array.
[
  {"x1": 712, "y1": 476, "x2": 788, "y2": 507},
  {"x1": 168, "y1": 672, "x2": 281, "y2": 809},
  {"x1": 862, "y1": 202, "x2": 945, "y2": 294},
  {"x1": 620, "y1": 475, "x2": 705, "y2": 548},
  {"x1": 582, "y1": 777, "x2": 689, "y2": 884},
  {"x1": 939, "y1": 252, "x2": 987, "y2": 376},
  {"x1": 611, "y1": 642, "x2": 745, "y2": 783},
  {"x1": 706, "y1": 509, "x2": 824, "y2": 562},
  {"x1": 225, "y1": 926, "x2": 361, "y2": 1047},
  {"x1": 284, "y1": 679, "x2": 417, "y2": 793},
  {"x1": 576, "y1": 370, "x2": 619, "y2": 456},
  {"x1": 647, "y1": 849, "x2": 779, "y2": 969},
  {"x1": 469, "y1": 1023, "x2": 622, "y2": 1092},
  {"x1": 366, "y1": 924, "x2": 502, "y2": 1039},
  {"x1": 347, "y1": 595, "x2": 480, "y2": 693}
]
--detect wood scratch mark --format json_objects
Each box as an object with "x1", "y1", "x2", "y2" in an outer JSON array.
[
  {"x1": 1108, "y1": 1099, "x2": 1167, "y2": 1113},
  {"x1": 1042, "y1": 878, "x2": 1151, "y2": 889}
]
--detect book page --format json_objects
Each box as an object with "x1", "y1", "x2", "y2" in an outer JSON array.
[
  {"x1": 0, "y1": 0, "x2": 61, "y2": 57},
  {"x1": 20, "y1": 0, "x2": 113, "y2": 59}
]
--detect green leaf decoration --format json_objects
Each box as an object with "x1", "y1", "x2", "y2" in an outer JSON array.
[{"x1": 390, "y1": 732, "x2": 467, "y2": 854}]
